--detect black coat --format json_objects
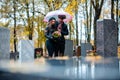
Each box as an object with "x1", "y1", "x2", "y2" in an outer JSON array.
[
  {"x1": 57, "y1": 22, "x2": 69, "y2": 44},
  {"x1": 45, "y1": 22, "x2": 69, "y2": 44},
  {"x1": 45, "y1": 23, "x2": 57, "y2": 41}
]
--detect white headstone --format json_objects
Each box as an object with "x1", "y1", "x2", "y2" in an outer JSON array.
[
  {"x1": 18, "y1": 40, "x2": 34, "y2": 62},
  {"x1": 0, "y1": 27, "x2": 10, "y2": 60}
]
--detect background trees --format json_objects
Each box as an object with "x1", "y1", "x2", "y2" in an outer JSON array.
[{"x1": 0, "y1": 0, "x2": 120, "y2": 52}]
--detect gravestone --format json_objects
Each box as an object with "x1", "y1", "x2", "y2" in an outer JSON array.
[
  {"x1": 81, "y1": 43, "x2": 92, "y2": 56},
  {"x1": 64, "y1": 39, "x2": 73, "y2": 57},
  {"x1": 96, "y1": 19, "x2": 118, "y2": 57},
  {"x1": 18, "y1": 40, "x2": 34, "y2": 62},
  {"x1": 10, "y1": 51, "x2": 19, "y2": 60},
  {"x1": 0, "y1": 27, "x2": 10, "y2": 60}
]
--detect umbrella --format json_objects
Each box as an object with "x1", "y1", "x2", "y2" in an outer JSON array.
[{"x1": 43, "y1": 9, "x2": 73, "y2": 22}]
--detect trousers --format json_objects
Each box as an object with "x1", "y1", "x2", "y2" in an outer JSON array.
[{"x1": 46, "y1": 39, "x2": 58, "y2": 57}]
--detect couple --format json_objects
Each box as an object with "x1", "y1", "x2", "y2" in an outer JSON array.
[{"x1": 45, "y1": 15, "x2": 69, "y2": 58}]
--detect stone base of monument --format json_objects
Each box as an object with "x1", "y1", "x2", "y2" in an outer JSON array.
[
  {"x1": 64, "y1": 39, "x2": 73, "y2": 57},
  {"x1": 96, "y1": 19, "x2": 118, "y2": 57},
  {"x1": 81, "y1": 43, "x2": 92, "y2": 56},
  {"x1": 18, "y1": 40, "x2": 34, "y2": 62},
  {"x1": 0, "y1": 27, "x2": 10, "y2": 60}
]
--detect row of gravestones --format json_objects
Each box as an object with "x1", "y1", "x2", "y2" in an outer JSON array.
[
  {"x1": 0, "y1": 19, "x2": 118, "y2": 62},
  {"x1": 0, "y1": 26, "x2": 84, "y2": 62},
  {"x1": 0, "y1": 27, "x2": 34, "y2": 62},
  {"x1": 0, "y1": 27, "x2": 74, "y2": 62}
]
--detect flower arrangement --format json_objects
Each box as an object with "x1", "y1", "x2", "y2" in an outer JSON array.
[
  {"x1": 36, "y1": 51, "x2": 42, "y2": 58},
  {"x1": 52, "y1": 31, "x2": 61, "y2": 38}
]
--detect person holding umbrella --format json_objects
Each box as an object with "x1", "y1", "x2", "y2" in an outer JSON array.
[
  {"x1": 45, "y1": 17, "x2": 59, "y2": 58},
  {"x1": 56, "y1": 15, "x2": 69, "y2": 57},
  {"x1": 44, "y1": 9, "x2": 72, "y2": 57}
]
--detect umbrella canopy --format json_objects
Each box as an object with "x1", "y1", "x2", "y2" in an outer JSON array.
[{"x1": 44, "y1": 9, "x2": 73, "y2": 23}]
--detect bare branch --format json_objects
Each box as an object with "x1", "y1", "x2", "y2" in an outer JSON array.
[
  {"x1": 44, "y1": 0, "x2": 51, "y2": 10},
  {"x1": 91, "y1": 0, "x2": 96, "y2": 9},
  {"x1": 99, "y1": 0, "x2": 104, "y2": 10},
  {"x1": 34, "y1": 11, "x2": 45, "y2": 16}
]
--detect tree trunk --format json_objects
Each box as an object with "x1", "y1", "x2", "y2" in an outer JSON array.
[
  {"x1": 13, "y1": 0, "x2": 17, "y2": 52},
  {"x1": 69, "y1": 23, "x2": 72, "y2": 39},
  {"x1": 26, "y1": 1, "x2": 32, "y2": 40},
  {"x1": 111, "y1": 0, "x2": 114, "y2": 20},
  {"x1": 91, "y1": 0, "x2": 104, "y2": 47},
  {"x1": 80, "y1": 20, "x2": 83, "y2": 44},
  {"x1": 37, "y1": 17, "x2": 40, "y2": 48},
  {"x1": 94, "y1": 12, "x2": 100, "y2": 47},
  {"x1": 89, "y1": 0, "x2": 92, "y2": 43},
  {"x1": 116, "y1": 0, "x2": 118, "y2": 24},
  {"x1": 85, "y1": 0, "x2": 90, "y2": 42},
  {"x1": 75, "y1": 13, "x2": 79, "y2": 45},
  {"x1": 75, "y1": 1, "x2": 79, "y2": 45},
  {"x1": 116, "y1": 0, "x2": 118, "y2": 45},
  {"x1": 30, "y1": 0, "x2": 35, "y2": 40}
]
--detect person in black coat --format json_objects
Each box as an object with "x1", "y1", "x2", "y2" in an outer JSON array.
[
  {"x1": 56, "y1": 15, "x2": 69, "y2": 56},
  {"x1": 45, "y1": 17, "x2": 58, "y2": 57}
]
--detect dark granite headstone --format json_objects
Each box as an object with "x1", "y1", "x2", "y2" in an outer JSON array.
[
  {"x1": 10, "y1": 52, "x2": 19, "y2": 60},
  {"x1": 81, "y1": 43, "x2": 92, "y2": 56},
  {"x1": 96, "y1": 19, "x2": 118, "y2": 57},
  {"x1": 64, "y1": 39, "x2": 73, "y2": 57},
  {"x1": 0, "y1": 27, "x2": 10, "y2": 60}
]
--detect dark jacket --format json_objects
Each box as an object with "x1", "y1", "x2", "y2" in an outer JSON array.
[
  {"x1": 45, "y1": 22, "x2": 57, "y2": 41},
  {"x1": 45, "y1": 22, "x2": 69, "y2": 43},
  {"x1": 57, "y1": 22, "x2": 69, "y2": 44}
]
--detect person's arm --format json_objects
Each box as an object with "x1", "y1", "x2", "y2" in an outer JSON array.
[
  {"x1": 44, "y1": 27, "x2": 53, "y2": 39},
  {"x1": 61, "y1": 24, "x2": 69, "y2": 35}
]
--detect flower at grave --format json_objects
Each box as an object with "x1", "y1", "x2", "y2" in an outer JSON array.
[{"x1": 36, "y1": 51, "x2": 41, "y2": 58}]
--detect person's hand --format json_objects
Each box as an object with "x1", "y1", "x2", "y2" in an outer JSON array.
[
  {"x1": 58, "y1": 28, "x2": 61, "y2": 32},
  {"x1": 57, "y1": 24, "x2": 62, "y2": 32}
]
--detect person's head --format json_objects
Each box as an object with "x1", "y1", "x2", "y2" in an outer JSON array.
[
  {"x1": 58, "y1": 15, "x2": 66, "y2": 23},
  {"x1": 48, "y1": 17, "x2": 56, "y2": 25}
]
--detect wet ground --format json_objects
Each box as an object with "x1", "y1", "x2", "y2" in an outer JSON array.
[{"x1": 0, "y1": 56, "x2": 120, "y2": 80}]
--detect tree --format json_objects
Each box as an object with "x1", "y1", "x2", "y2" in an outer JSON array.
[
  {"x1": 0, "y1": 0, "x2": 18, "y2": 51},
  {"x1": 25, "y1": 0, "x2": 32, "y2": 40},
  {"x1": 13, "y1": 0, "x2": 17, "y2": 52},
  {"x1": 89, "y1": 0, "x2": 93, "y2": 43},
  {"x1": 75, "y1": 0, "x2": 79, "y2": 45},
  {"x1": 64, "y1": 0, "x2": 81, "y2": 45},
  {"x1": 91, "y1": 0, "x2": 104, "y2": 47},
  {"x1": 116, "y1": 0, "x2": 118, "y2": 25},
  {"x1": 85, "y1": 0, "x2": 89, "y2": 42},
  {"x1": 111, "y1": 0, "x2": 114, "y2": 20},
  {"x1": 31, "y1": 0, "x2": 35, "y2": 40}
]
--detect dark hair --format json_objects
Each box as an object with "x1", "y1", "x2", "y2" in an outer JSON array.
[
  {"x1": 49, "y1": 17, "x2": 56, "y2": 22},
  {"x1": 58, "y1": 15, "x2": 66, "y2": 19}
]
